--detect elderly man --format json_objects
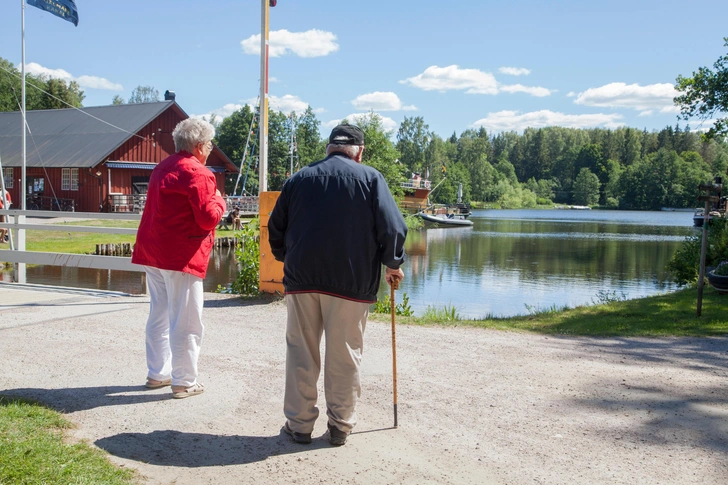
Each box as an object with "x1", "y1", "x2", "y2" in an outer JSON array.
[
  {"x1": 269, "y1": 124, "x2": 408, "y2": 446},
  {"x1": 132, "y1": 118, "x2": 225, "y2": 399}
]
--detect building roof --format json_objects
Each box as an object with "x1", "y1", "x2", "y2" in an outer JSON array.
[{"x1": 0, "y1": 102, "x2": 237, "y2": 173}]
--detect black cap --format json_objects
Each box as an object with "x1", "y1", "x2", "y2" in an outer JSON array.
[{"x1": 329, "y1": 124, "x2": 365, "y2": 146}]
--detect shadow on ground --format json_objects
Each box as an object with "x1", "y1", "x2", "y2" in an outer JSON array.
[
  {"x1": 0, "y1": 386, "x2": 172, "y2": 413},
  {"x1": 550, "y1": 336, "x2": 728, "y2": 454},
  {"x1": 95, "y1": 429, "x2": 331, "y2": 467},
  {"x1": 203, "y1": 295, "x2": 284, "y2": 309}
]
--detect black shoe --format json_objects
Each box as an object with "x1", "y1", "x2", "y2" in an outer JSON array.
[
  {"x1": 282, "y1": 422, "x2": 312, "y2": 444},
  {"x1": 327, "y1": 424, "x2": 349, "y2": 446}
]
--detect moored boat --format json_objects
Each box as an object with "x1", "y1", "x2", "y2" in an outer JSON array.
[{"x1": 418, "y1": 211, "x2": 474, "y2": 227}]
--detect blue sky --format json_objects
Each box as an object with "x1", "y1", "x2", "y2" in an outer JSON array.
[{"x1": 2, "y1": 0, "x2": 726, "y2": 138}]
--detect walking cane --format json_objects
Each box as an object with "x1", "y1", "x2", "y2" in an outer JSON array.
[{"x1": 390, "y1": 276, "x2": 400, "y2": 428}]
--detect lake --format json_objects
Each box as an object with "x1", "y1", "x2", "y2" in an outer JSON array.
[{"x1": 1, "y1": 209, "x2": 696, "y2": 318}]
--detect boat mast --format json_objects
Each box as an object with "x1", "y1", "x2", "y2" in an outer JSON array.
[
  {"x1": 288, "y1": 112, "x2": 297, "y2": 177},
  {"x1": 232, "y1": 104, "x2": 258, "y2": 196}
]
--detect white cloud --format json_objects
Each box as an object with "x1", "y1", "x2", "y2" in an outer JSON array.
[
  {"x1": 267, "y1": 94, "x2": 322, "y2": 114},
  {"x1": 192, "y1": 94, "x2": 321, "y2": 121},
  {"x1": 241, "y1": 29, "x2": 339, "y2": 58},
  {"x1": 25, "y1": 62, "x2": 122, "y2": 91},
  {"x1": 499, "y1": 84, "x2": 553, "y2": 97},
  {"x1": 324, "y1": 112, "x2": 398, "y2": 133},
  {"x1": 400, "y1": 65, "x2": 498, "y2": 94},
  {"x1": 498, "y1": 67, "x2": 531, "y2": 76},
  {"x1": 76, "y1": 75, "x2": 124, "y2": 91},
  {"x1": 351, "y1": 91, "x2": 416, "y2": 111},
  {"x1": 191, "y1": 103, "x2": 244, "y2": 121},
  {"x1": 573, "y1": 82, "x2": 680, "y2": 114},
  {"x1": 567, "y1": 91, "x2": 576, "y2": 97},
  {"x1": 400, "y1": 65, "x2": 552, "y2": 97},
  {"x1": 472, "y1": 110, "x2": 624, "y2": 132}
]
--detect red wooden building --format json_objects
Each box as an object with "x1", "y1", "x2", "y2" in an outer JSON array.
[{"x1": 0, "y1": 99, "x2": 237, "y2": 213}]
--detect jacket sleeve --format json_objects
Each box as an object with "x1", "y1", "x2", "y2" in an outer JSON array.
[
  {"x1": 268, "y1": 185, "x2": 289, "y2": 262},
  {"x1": 186, "y1": 167, "x2": 226, "y2": 231},
  {"x1": 373, "y1": 173, "x2": 408, "y2": 269}
]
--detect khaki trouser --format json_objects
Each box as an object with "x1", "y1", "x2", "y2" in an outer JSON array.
[{"x1": 284, "y1": 292, "x2": 370, "y2": 434}]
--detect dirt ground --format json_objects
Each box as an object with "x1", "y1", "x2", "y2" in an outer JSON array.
[{"x1": 1, "y1": 284, "x2": 727, "y2": 484}]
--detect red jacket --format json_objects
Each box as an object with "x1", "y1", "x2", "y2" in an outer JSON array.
[{"x1": 132, "y1": 151, "x2": 226, "y2": 279}]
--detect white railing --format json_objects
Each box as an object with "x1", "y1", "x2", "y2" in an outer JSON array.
[
  {"x1": 400, "y1": 180, "x2": 431, "y2": 190},
  {"x1": 225, "y1": 196, "x2": 259, "y2": 213},
  {"x1": 0, "y1": 209, "x2": 143, "y2": 276}
]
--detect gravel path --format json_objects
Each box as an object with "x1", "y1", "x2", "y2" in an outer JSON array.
[{"x1": 1, "y1": 285, "x2": 727, "y2": 484}]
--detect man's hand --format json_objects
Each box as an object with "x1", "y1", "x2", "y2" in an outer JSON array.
[
  {"x1": 385, "y1": 267, "x2": 404, "y2": 286},
  {"x1": 215, "y1": 189, "x2": 222, "y2": 197}
]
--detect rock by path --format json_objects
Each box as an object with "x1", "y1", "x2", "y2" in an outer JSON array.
[{"x1": 0, "y1": 285, "x2": 726, "y2": 484}]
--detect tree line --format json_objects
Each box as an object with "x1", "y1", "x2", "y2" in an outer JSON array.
[
  {"x1": 4, "y1": 35, "x2": 727, "y2": 212},
  {"x1": 213, "y1": 104, "x2": 728, "y2": 211}
]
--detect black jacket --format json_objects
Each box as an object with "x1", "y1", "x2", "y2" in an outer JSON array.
[{"x1": 268, "y1": 153, "x2": 408, "y2": 302}]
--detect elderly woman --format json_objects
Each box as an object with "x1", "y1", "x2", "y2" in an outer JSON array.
[{"x1": 132, "y1": 118, "x2": 226, "y2": 399}]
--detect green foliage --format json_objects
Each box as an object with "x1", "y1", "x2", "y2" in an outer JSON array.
[
  {"x1": 372, "y1": 292, "x2": 414, "y2": 316},
  {"x1": 0, "y1": 396, "x2": 136, "y2": 484},
  {"x1": 496, "y1": 181, "x2": 537, "y2": 209},
  {"x1": 128, "y1": 85, "x2": 159, "y2": 104},
  {"x1": 617, "y1": 149, "x2": 711, "y2": 210},
  {"x1": 0, "y1": 57, "x2": 84, "y2": 111},
  {"x1": 344, "y1": 112, "x2": 406, "y2": 197},
  {"x1": 230, "y1": 218, "x2": 260, "y2": 295},
  {"x1": 403, "y1": 212, "x2": 424, "y2": 231},
  {"x1": 397, "y1": 116, "x2": 431, "y2": 175},
  {"x1": 524, "y1": 303, "x2": 569, "y2": 316},
  {"x1": 667, "y1": 217, "x2": 728, "y2": 285},
  {"x1": 573, "y1": 168, "x2": 600, "y2": 206},
  {"x1": 422, "y1": 304, "x2": 460, "y2": 321},
  {"x1": 370, "y1": 288, "x2": 728, "y2": 336},
  {"x1": 675, "y1": 37, "x2": 728, "y2": 140},
  {"x1": 592, "y1": 290, "x2": 627, "y2": 305},
  {"x1": 712, "y1": 260, "x2": 728, "y2": 276}
]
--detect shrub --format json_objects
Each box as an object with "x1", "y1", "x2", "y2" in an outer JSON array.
[
  {"x1": 712, "y1": 260, "x2": 728, "y2": 276},
  {"x1": 229, "y1": 217, "x2": 260, "y2": 295},
  {"x1": 667, "y1": 217, "x2": 728, "y2": 285},
  {"x1": 403, "y1": 212, "x2": 424, "y2": 231},
  {"x1": 372, "y1": 292, "x2": 414, "y2": 316}
]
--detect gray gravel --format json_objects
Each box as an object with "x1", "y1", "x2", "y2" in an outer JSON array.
[{"x1": 1, "y1": 284, "x2": 727, "y2": 484}]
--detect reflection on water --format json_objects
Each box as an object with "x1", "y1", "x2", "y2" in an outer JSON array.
[
  {"x1": 2, "y1": 209, "x2": 696, "y2": 318},
  {"x1": 1, "y1": 246, "x2": 240, "y2": 295},
  {"x1": 378, "y1": 209, "x2": 695, "y2": 318}
]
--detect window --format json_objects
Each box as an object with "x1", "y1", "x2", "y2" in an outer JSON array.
[
  {"x1": 62, "y1": 168, "x2": 79, "y2": 191},
  {"x1": 71, "y1": 168, "x2": 79, "y2": 190},
  {"x1": 2, "y1": 167, "x2": 12, "y2": 188}
]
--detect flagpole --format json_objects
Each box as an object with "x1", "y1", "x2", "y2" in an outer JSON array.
[
  {"x1": 18, "y1": 0, "x2": 26, "y2": 283},
  {"x1": 259, "y1": 0, "x2": 269, "y2": 193}
]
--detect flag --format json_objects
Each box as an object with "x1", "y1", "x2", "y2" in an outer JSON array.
[{"x1": 27, "y1": 0, "x2": 79, "y2": 27}]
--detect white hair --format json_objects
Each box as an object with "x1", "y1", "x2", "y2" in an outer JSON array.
[
  {"x1": 326, "y1": 144, "x2": 363, "y2": 159},
  {"x1": 172, "y1": 118, "x2": 215, "y2": 153}
]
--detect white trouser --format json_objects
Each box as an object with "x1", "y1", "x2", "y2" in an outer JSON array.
[
  {"x1": 284, "y1": 292, "x2": 370, "y2": 434},
  {"x1": 144, "y1": 266, "x2": 204, "y2": 387}
]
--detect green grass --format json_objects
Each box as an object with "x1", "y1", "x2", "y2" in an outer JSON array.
[
  {"x1": 374, "y1": 287, "x2": 728, "y2": 337},
  {"x1": 0, "y1": 219, "x2": 243, "y2": 254},
  {"x1": 0, "y1": 396, "x2": 136, "y2": 485}
]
